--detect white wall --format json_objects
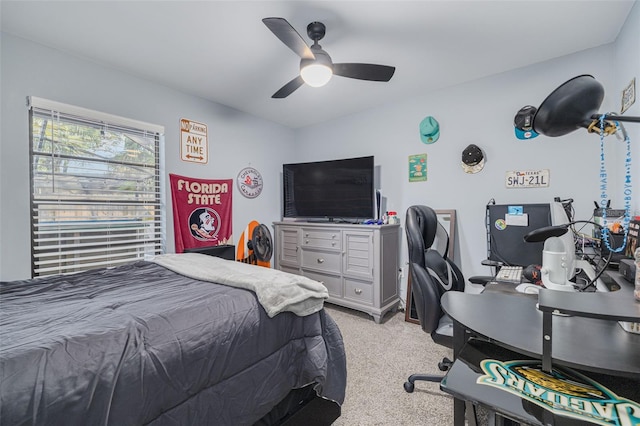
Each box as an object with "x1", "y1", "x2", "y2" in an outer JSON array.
[
  {"x1": 2, "y1": 2, "x2": 638, "y2": 287},
  {"x1": 614, "y1": 1, "x2": 640, "y2": 215},
  {"x1": 0, "y1": 33, "x2": 296, "y2": 280},
  {"x1": 295, "y1": 6, "x2": 640, "y2": 301}
]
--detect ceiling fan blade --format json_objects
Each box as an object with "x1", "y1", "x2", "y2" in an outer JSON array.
[
  {"x1": 272, "y1": 76, "x2": 305, "y2": 99},
  {"x1": 262, "y1": 17, "x2": 315, "y2": 60},
  {"x1": 333, "y1": 63, "x2": 395, "y2": 82}
]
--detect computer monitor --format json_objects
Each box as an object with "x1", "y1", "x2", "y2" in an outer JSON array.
[{"x1": 486, "y1": 203, "x2": 554, "y2": 267}]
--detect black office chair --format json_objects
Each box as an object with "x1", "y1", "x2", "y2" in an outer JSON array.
[{"x1": 403, "y1": 205, "x2": 488, "y2": 393}]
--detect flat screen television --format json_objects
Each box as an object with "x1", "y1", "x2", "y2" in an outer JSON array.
[{"x1": 283, "y1": 156, "x2": 375, "y2": 221}]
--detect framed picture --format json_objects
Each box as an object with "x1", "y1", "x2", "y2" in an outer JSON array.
[
  {"x1": 621, "y1": 78, "x2": 635, "y2": 114},
  {"x1": 405, "y1": 209, "x2": 456, "y2": 324},
  {"x1": 408, "y1": 154, "x2": 427, "y2": 182}
]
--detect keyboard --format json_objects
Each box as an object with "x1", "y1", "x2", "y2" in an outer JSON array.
[{"x1": 496, "y1": 266, "x2": 523, "y2": 283}]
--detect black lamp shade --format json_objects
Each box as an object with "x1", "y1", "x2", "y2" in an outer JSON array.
[
  {"x1": 523, "y1": 225, "x2": 569, "y2": 243},
  {"x1": 533, "y1": 75, "x2": 605, "y2": 137}
]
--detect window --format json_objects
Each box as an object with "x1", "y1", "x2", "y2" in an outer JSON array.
[{"x1": 28, "y1": 97, "x2": 164, "y2": 277}]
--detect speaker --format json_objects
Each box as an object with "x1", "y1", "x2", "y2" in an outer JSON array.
[{"x1": 619, "y1": 258, "x2": 636, "y2": 283}]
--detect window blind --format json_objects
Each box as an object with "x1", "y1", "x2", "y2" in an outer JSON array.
[{"x1": 28, "y1": 97, "x2": 164, "y2": 277}]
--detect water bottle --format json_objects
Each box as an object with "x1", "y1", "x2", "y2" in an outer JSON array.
[{"x1": 388, "y1": 211, "x2": 398, "y2": 225}]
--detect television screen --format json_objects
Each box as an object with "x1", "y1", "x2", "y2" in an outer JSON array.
[{"x1": 283, "y1": 156, "x2": 375, "y2": 220}]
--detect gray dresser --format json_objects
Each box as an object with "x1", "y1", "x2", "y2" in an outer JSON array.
[{"x1": 273, "y1": 222, "x2": 400, "y2": 323}]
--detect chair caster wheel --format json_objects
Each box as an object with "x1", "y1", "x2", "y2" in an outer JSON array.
[
  {"x1": 403, "y1": 381, "x2": 415, "y2": 393},
  {"x1": 438, "y1": 357, "x2": 452, "y2": 371}
]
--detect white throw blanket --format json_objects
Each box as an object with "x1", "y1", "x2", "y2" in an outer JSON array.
[{"x1": 151, "y1": 253, "x2": 328, "y2": 317}]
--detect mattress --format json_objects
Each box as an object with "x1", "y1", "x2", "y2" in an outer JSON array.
[{"x1": 0, "y1": 261, "x2": 346, "y2": 425}]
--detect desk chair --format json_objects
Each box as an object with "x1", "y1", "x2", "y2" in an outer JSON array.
[{"x1": 403, "y1": 205, "x2": 489, "y2": 393}]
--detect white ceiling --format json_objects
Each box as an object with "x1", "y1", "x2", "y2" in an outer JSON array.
[{"x1": 1, "y1": 1, "x2": 635, "y2": 128}]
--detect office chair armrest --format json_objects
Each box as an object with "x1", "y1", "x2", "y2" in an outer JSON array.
[{"x1": 468, "y1": 275, "x2": 494, "y2": 286}]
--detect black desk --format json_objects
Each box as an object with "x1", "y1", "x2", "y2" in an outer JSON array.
[{"x1": 441, "y1": 273, "x2": 640, "y2": 425}]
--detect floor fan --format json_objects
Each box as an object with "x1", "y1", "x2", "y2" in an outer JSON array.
[{"x1": 236, "y1": 221, "x2": 273, "y2": 267}]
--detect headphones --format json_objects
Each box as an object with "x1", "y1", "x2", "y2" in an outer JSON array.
[{"x1": 523, "y1": 264, "x2": 543, "y2": 286}]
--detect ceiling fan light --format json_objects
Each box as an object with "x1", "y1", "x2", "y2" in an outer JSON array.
[{"x1": 301, "y1": 64, "x2": 333, "y2": 87}]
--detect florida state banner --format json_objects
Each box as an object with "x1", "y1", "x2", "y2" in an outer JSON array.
[{"x1": 169, "y1": 173, "x2": 233, "y2": 253}]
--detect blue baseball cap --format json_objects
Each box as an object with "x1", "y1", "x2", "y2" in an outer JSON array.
[
  {"x1": 419, "y1": 116, "x2": 440, "y2": 144},
  {"x1": 514, "y1": 106, "x2": 539, "y2": 140}
]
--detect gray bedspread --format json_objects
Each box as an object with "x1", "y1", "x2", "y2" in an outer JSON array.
[{"x1": 0, "y1": 261, "x2": 347, "y2": 426}]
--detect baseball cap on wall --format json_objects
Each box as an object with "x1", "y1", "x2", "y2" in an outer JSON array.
[
  {"x1": 419, "y1": 116, "x2": 440, "y2": 144},
  {"x1": 514, "y1": 105, "x2": 539, "y2": 140},
  {"x1": 461, "y1": 144, "x2": 485, "y2": 174}
]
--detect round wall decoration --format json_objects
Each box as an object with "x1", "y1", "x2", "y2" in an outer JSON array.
[{"x1": 236, "y1": 166, "x2": 264, "y2": 198}]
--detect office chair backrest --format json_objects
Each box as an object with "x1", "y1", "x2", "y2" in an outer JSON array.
[{"x1": 405, "y1": 205, "x2": 465, "y2": 336}]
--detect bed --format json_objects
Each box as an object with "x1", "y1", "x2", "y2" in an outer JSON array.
[{"x1": 0, "y1": 254, "x2": 347, "y2": 425}]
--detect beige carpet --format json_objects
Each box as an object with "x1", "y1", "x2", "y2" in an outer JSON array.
[{"x1": 324, "y1": 304, "x2": 455, "y2": 426}]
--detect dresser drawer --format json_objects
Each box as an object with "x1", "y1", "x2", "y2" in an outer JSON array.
[
  {"x1": 344, "y1": 278, "x2": 373, "y2": 305},
  {"x1": 301, "y1": 229, "x2": 342, "y2": 250},
  {"x1": 302, "y1": 249, "x2": 342, "y2": 275},
  {"x1": 301, "y1": 249, "x2": 342, "y2": 274},
  {"x1": 303, "y1": 270, "x2": 343, "y2": 298}
]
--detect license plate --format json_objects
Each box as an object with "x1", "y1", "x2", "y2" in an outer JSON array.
[{"x1": 505, "y1": 170, "x2": 550, "y2": 188}]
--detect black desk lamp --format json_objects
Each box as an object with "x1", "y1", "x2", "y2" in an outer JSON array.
[
  {"x1": 532, "y1": 74, "x2": 640, "y2": 137},
  {"x1": 530, "y1": 74, "x2": 633, "y2": 289},
  {"x1": 523, "y1": 224, "x2": 575, "y2": 243}
]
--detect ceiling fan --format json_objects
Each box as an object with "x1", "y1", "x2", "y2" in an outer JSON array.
[{"x1": 262, "y1": 17, "x2": 396, "y2": 98}]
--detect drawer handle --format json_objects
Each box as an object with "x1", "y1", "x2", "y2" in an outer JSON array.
[
  {"x1": 317, "y1": 258, "x2": 325, "y2": 264},
  {"x1": 331, "y1": 242, "x2": 336, "y2": 246},
  {"x1": 354, "y1": 288, "x2": 362, "y2": 295},
  {"x1": 305, "y1": 240, "x2": 309, "y2": 244}
]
